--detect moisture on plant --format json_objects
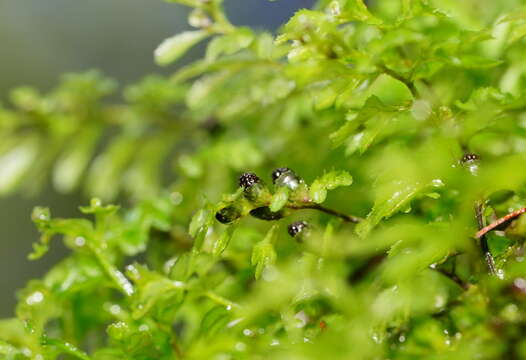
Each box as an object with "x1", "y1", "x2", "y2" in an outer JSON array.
[{"x1": 3, "y1": 0, "x2": 526, "y2": 359}]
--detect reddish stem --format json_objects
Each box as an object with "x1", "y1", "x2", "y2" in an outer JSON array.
[{"x1": 475, "y1": 207, "x2": 526, "y2": 239}]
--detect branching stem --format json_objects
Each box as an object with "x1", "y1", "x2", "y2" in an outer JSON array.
[
  {"x1": 288, "y1": 204, "x2": 363, "y2": 223},
  {"x1": 435, "y1": 268, "x2": 470, "y2": 290},
  {"x1": 378, "y1": 65, "x2": 419, "y2": 98},
  {"x1": 475, "y1": 207, "x2": 526, "y2": 239}
]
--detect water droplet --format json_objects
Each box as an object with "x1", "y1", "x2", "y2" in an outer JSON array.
[
  {"x1": 294, "y1": 311, "x2": 308, "y2": 328},
  {"x1": 514, "y1": 278, "x2": 526, "y2": 293},
  {"x1": 172, "y1": 281, "x2": 185, "y2": 288},
  {"x1": 372, "y1": 332, "x2": 381, "y2": 344},
  {"x1": 170, "y1": 192, "x2": 183, "y2": 205},
  {"x1": 398, "y1": 335, "x2": 406, "y2": 342},
  {"x1": 21, "y1": 348, "x2": 32, "y2": 357},
  {"x1": 431, "y1": 179, "x2": 444, "y2": 187},
  {"x1": 497, "y1": 268, "x2": 505, "y2": 280},
  {"x1": 139, "y1": 324, "x2": 149, "y2": 332},
  {"x1": 434, "y1": 295, "x2": 446, "y2": 308},
  {"x1": 234, "y1": 342, "x2": 246, "y2": 352},
  {"x1": 74, "y1": 236, "x2": 86, "y2": 247},
  {"x1": 227, "y1": 317, "x2": 243, "y2": 328},
  {"x1": 26, "y1": 291, "x2": 44, "y2": 305},
  {"x1": 163, "y1": 257, "x2": 177, "y2": 275},
  {"x1": 270, "y1": 339, "x2": 280, "y2": 346},
  {"x1": 110, "y1": 304, "x2": 121, "y2": 315},
  {"x1": 243, "y1": 328, "x2": 254, "y2": 337}
]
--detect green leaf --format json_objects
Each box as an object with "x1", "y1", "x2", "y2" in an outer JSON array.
[
  {"x1": 330, "y1": 96, "x2": 412, "y2": 155},
  {"x1": 269, "y1": 186, "x2": 289, "y2": 212},
  {"x1": 309, "y1": 170, "x2": 353, "y2": 204},
  {"x1": 42, "y1": 337, "x2": 91, "y2": 360},
  {"x1": 198, "y1": 306, "x2": 232, "y2": 338},
  {"x1": 251, "y1": 225, "x2": 278, "y2": 279},
  {"x1": 205, "y1": 28, "x2": 254, "y2": 62},
  {"x1": 0, "y1": 137, "x2": 40, "y2": 195},
  {"x1": 212, "y1": 226, "x2": 234, "y2": 257},
  {"x1": 356, "y1": 180, "x2": 425, "y2": 238},
  {"x1": 0, "y1": 340, "x2": 25, "y2": 359},
  {"x1": 155, "y1": 30, "x2": 209, "y2": 66}
]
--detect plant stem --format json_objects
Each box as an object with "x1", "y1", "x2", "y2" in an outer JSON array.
[
  {"x1": 289, "y1": 204, "x2": 363, "y2": 223},
  {"x1": 347, "y1": 254, "x2": 386, "y2": 284},
  {"x1": 474, "y1": 202, "x2": 497, "y2": 276},
  {"x1": 203, "y1": 290, "x2": 240, "y2": 309},
  {"x1": 378, "y1": 65, "x2": 419, "y2": 98},
  {"x1": 89, "y1": 244, "x2": 135, "y2": 296},
  {"x1": 435, "y1": 268, "x2": 470, "y2": 290},
  {"x1": 475, "y1": 207, "x2": 526, "y2": 239}
]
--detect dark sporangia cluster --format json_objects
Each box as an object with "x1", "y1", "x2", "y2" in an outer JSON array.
[
  {"x1": 215, "y1": 167, "x2": 305, "y2": 224},
  {"x1": 239, "y1": 172, "x2": 260, "y2": 189},
  {"x1": 215, "y1": 205, "x2": 242, "y2": 224},
  {"x1": 461, "y1": 153, "x2": 479, "y2": 163},
  {"x1": 460, "y1": 153, "x2": 480, "y2": 175},
  {"x1": 287, "y1": 220, "x2": 308, "y2": 237}
]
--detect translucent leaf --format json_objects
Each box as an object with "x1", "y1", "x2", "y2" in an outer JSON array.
[
  {"x1": 0, "y1": 137, "x2": 40, "y2": 195},
  {"x1": 212, "y1": 226, "x2": 234, "y2": 257},
  {"x1": 155, "y1": 30, "x2": 209, "y2": 66},
  {"x1": 309, "y1": 170, "x2": 353, "y2": 204},
  {"x1": 42, "y1": 338, "x2": 91, "y2": 360},
  {"x1": 198, "y1": 306, "x2": 231, "y2": 338},
  {"x1": 206, "y1": 28, "x2": 254, "y2": 62},
  {"x1": 53, "y1": 126, "x2": 100, "y2": 193},
  {"x1": 356, "y1": 180, "x2": 425, "y2": 238},
  {"x1": 330, "y1": 96, "x2": 411, "y2": 155},
  {"x1": 269, "y1": 187, "x2": 289, "y2": 212},
  {"x1": 0, "y1": 340, "x2": 24, "y2": 359},
  {"x1": 251, "y1": 225, "x2": 278, "y2": 279},
  {"x1": 188, "y1": 201, "x2": 215, "y2": 252}
]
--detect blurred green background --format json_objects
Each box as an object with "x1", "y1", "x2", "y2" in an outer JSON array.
[{"x1": 0, "y1": 0, "x2": 313, "y2": 316}]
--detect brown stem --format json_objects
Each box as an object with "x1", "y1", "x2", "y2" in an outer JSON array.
[
  {"x1": 475, "y1": 207, "x2": 526, "y2": 239},
  {"x1": 435, "y1": 268, "x2": 470, "y2": 290},
  {"x1": 348, "y1": 254, "x2": 386, "y2": 284},
  {"x1": 288, "y1": 204, "x2": 363, "y2": 223}
]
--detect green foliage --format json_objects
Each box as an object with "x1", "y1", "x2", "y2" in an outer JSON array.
[{"x1": 4, "y1": 0, "x2": 526, "y2": 358}]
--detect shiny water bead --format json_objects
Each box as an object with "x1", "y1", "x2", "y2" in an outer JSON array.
[
  {"x1": 272, "y1": 167, "x2": 301, "y2": 190},
  {"x1": 460, "y1": 153, "x2": 479, "y2": 176}
]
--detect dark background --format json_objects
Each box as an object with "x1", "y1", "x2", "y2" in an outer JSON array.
[{"x1": 0, "y1": 0, "x2": 314, "y2": 316}]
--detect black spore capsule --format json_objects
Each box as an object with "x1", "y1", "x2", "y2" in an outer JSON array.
[
  {"x1": 215, "y1": 205, "x2": 241, "y2": 224},
  {"x1": 250, "y1": 206, "x2": 284, "y2": 221},
  {"x1": 239, "y1": 172, "x2": 260, "y2": 189},
  {"x1": 239, "y1": 172, "x2": 269, "y2": 203},
  {"x1": 287, "y1": 220, "x2": 308, "y2": 237},
  {"x1": 461, "y1": 153, "x2": 479, "y2": 163},
  {"x1": 271, "y1": 167, "x2": 301, "y2": 190},
  {"x1": 460, "y1": 153, "x2": 480, "y2": 175}
]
